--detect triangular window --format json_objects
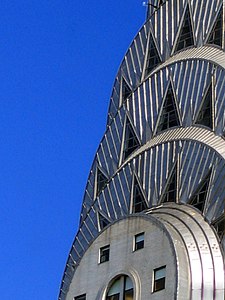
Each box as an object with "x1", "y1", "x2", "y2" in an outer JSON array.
[
  {"x1": 208, "y1": 8, "x2": 223, "y2": 47},
  {"x1": 132, "y1": 177, "x2": 148, "y2": 213},
  {"x1": 175, "y1": 6, "x2": 194, "y2": 52},
  {"x1": 195, "y1": 84, "x2": 213, "y2": 129},
  {"x1": 98, "y1": 212, "x2": 110, "y2": 230},
  {"x1": 96, "y1": 168, "x2": 108, "y2": 196},
  {"x1": 121, "y1": 78, "x2": 132, "y2": 103},
  {"x1": 161, "y1": 164, "x2": 177, "y2": 203},
  {"x1": 157, "y1": 84, "x2": 180, "y2": 133},
  {"x1": 189, "y1": 171, "x2": 211, "y2": 212},
  {"x1": 145, "y1": 33, "x2": 161, "y2": 76},
  {"x1": 212, "y1": 216, "x2": 225, "y2": 241},
  {"x1": 123, "y1": 118, "x2": 140, "y2": 160}
]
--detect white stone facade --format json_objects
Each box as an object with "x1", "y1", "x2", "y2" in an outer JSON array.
[{"x1": 67, "y1": 216, "x2": 177, "y2": 299}]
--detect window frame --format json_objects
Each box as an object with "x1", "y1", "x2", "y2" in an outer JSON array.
[
  {"x1": 174, "y1": 5, "x2": 195, "y2": 53},
  {"x1": 99, "y1": 244, "x2": 110, "y2": 264},
  {"x1": 152, "y1": 266, "x2": 166, "y2": 293},
  {"x1": 134, "y1": 232, "x2": 145, "y2": 251},
  {"x1": 106, "y1": 275, "x2": 134, "y2": 300},
  {"x1": 74, "y1": 294, "x2": 86, "y2": 300}
]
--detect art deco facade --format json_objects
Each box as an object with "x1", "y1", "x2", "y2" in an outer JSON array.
[{"x1": 59, "y1": 0, "x2": 225, "y2": 299}]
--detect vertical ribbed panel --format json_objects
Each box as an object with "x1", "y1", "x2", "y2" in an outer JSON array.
[
  {"x1": 107, "y1": 0, "x2": 223, "y2": 122},
  {"x1": 59, "y1": 1, "x2": 225, "y2": 299},
  {"x1": 80, "y1": 59, "x2": 225, "y2": 224}
]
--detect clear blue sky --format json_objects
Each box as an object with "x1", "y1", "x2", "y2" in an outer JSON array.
[{"x1": 0, "y1": 1, "x2": 144, "y2": 299}]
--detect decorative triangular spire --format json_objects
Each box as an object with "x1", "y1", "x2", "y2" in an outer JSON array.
[
  {"x1": 189, "y1": 171, "x2": 211, "y2": 212},
  {"x1": 145, "y1": 33, "x2": 161, "y2": 77},
  {"x1": 132, "y1": 177, "x2": 148, "y2": 213},
  {"x1": 96, "y1": 167, "x2": 108, "y2": 196},
  {"x1": 195, "y1": 83, "x2": 213, "y2": 129},
  {"x1": 123, "y1": 118, "x2": 140, "y2": 161},
  {"x1": 175, "y1": 5, "x2": 194, "y2": 52},
  {"x1": 121, "y1": 77, "x2": 132, "y2": 103},
  {"x1": 156, "y1": 83, "x2": 180, "y2": 133},
  {"x1": 161, "y1": 163, "x2": 177, "y2": 203},
  {"x1": 207, "y1": 8, "x2": 223, "y2": 47},
  {"x1": 97, "y1": 212, "x2": 110, "y2": 231}
]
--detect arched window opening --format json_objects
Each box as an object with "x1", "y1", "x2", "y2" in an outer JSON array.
[{"x1": 106, "y1": 275, "x2": 134, "y2": 300}]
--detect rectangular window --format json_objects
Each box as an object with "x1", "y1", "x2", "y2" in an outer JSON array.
[
  {"x1": 134, "y1": 232, "x2": 144, "y2": 251},
  {"x1": 153, "y1": 266, "x2": 166, "y2": 292},
  {"x1": 74, "y1": 294, "x2": 86, "y2": 300},
  {"x1": 99, "y1": 245, "x2": 110, "y2": 263}
]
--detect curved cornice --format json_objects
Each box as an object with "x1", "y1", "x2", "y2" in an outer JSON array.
[
  {"x1": 59, "y1": 1, "x2": 225, "y2": 298},
  {"x1": 147, "y1": 204, "x2": 225, "y2": 298},
  {"x1": 78, "y1": 126, "x2": 225, "y2": 230},
  {"x1": 151, "y1": 46, "x2": 225, "y2": 77},
  {"x1": 120, "y1": 126, "x2": 225, "y2": 170}
]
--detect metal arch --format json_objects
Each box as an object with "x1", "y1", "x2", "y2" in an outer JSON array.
[
  {"x1": 147, "y1": 204, "x2": 225, "y2": 299},
  {"x1": 80, "y1": 57, "x2": 225, "y2": 223},
  {"x1": 60, "y1": 204, "x2": 224, "y2": 299},
  {"x1": 78, "y1": 128, "x2": 225, "y2": 232},
  {"x1": 125, "y1": 59, "x2": 222, "y2": 137},
  {"x1": 119, "y1": 126, "x2": 225, "y2": 168},
  {"x1": 151, "y1": 46, "x2": 225, "y2": 76},
  {"x1": 107, "y1": 0, "x2": 223, "y2": 122},
  {"x1": 88, "y1": 58, "x2": 225, "y2": 187},
  {"x1": 59, "y1": 0, "x2": 225, "y2": 298},
  {"x1": 61, "y1": 212, "x2": 182, "y2": 300},
  {"x1": 76, "y1": 138, "x2": 222, "y2": 224},
  {"x1": 122, "y1": 139, "x2": 223, "y2": 218}
]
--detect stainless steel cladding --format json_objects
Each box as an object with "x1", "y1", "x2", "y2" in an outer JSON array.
[{"x1": 59, "y1": 1, "x2": 225, "y2": 299}]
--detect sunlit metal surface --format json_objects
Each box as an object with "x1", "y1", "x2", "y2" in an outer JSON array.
[
  {"x1": 59, "y1": 0, "x2": 225, "y2": 299},
  {"x1": 147, "y1": 204, "x2": 224, "y2": 299}
]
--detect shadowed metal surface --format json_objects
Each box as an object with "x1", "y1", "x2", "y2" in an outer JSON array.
[{"x1": 59, "y1": 0, "x2": 225, "y2": 298}]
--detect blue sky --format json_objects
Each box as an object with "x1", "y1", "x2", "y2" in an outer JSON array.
[{"x1": 0, "y1": 1, "x2": 144, "y2": 299}]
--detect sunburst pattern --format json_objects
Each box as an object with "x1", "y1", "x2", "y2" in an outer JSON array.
[{"x1": 59, "y1": 0, "x2": 225, "y2": 299}]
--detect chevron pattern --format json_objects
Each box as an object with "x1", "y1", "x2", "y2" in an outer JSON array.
[{"x1": 59, "y1": 0, "x2": 225, "y2": 299}]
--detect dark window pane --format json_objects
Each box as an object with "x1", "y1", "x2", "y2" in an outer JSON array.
[
  {"x1": 189, "y1": 171, "x2": 211, "y2": 212},
  {"x1": 122, "y1": 78, "x2": 132, "y2": 102},
  {"x1": 106, "y1": 294, "x2": 120, "y2": 300},
  {"x1": 99, "y1": 213, "x2": 110, "y2": 230},
  {"x1": 75, "y1": 294, "x2": 86, "y2": 300},
  {"x1": 100, "y1": 245, "x2": 110, "y2": 263},
  {"x1": 175, "y1": 7, "x2": 194, "y2": 52},
  {"x1": 134, "y1": 232, "x2": 145, "y2": 251},
  {"x1": 162, "y1": 164, "x2": 177, "y2": 203},
  {"x1": 145, "y1": 34, "x2": 161, "y2": 76},
  {"x1": 195, "y1": 84, "x2": 212, "y2": 129},
  {"x1": 153, "y1": 266, "x2": 166, "y2": 292},
  {"x1": 123, "y1": 119, "x2": 140, "y2": 160},
  {"x1": 154, "y1": 277, "x2": 165, "y2": 292},
  {"x1": 96, "y1": 169, "x2": 108, "y2": 196},
  {"x1": 124, "y1": 289, "x2": 134, "y2": 300},
  {"x1": 213, "y1": 217, "x2": 225, "y2": 240},
  {"x1": 208, "y1": 9, "x2": 222, "y2": 46},
  {"x1": 157, "y1": 85, "x2": 180, "y2": 133},
  {"x1": 135, "y1": 240, "x2": 144, "y2": 250},
  {"x1": 132, "y1": 178, "x2": 147, "y2": 213},
  {"x1": 107, "y1": 275, "x2": 134, "y2": 300}
]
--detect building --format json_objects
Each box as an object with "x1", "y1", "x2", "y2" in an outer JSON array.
[{"x1": 59, "y1": 0, "x2": 225, "y2": 299}]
